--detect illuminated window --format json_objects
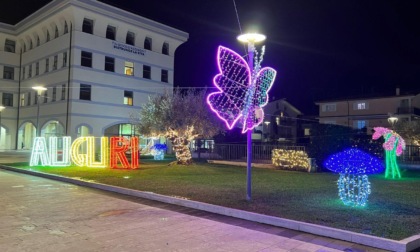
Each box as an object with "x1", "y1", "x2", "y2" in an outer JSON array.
[
  {"x1": 162, "y1": 42, "x2": 169, "y2": 55},
  {"x1": 143, "y1": 65, "x2": 151, "y2": 79},
  {"x1": 80, "y1": 84, "x2": 91, "y2": 101},
  {"x1": 82, "y1": 18, "x2": 94, "y2": 34},
  {"x1": 106, "y1": 25, "x2": 116, "y2": 40},
  {"x1": 105, "y1": 56, "x2": 115, "y2": 72},
  {"x1": 4, "y1": 39, "x2": 16, "y2": 53},
  {"x1": 356, "y1": 102, "x2": 366, "y2": 110},
  {"x1": 3, "y1": 66, "x2": 14, "y2": 80},
  {"x1": 126, "y1": 32, "x2": 135, "y2": 45},
  {"x1": 20, "y1": 94, "x2": 25, "y2": 106},
  {"x1": 144, "y1": 37, "x2": 152, "y2": 50},
  {"x1": 125, "y1": 61, "x2": 134, "y2": 76},
  {"x1": 356, "y1": 120, "x2": 366, "y2": 129},
  {"x1": 304, "y1": 128, "x2": 311, "y2": 136},
  {"x1": 81, "y1": 51, "x2": 92, "y2": 67},
  {"x1": 124, "y1": 91, "x2": 133, "y2": 106},
  {"x1": 161, "y1": 69, "x2": 168, "y2": 83}
]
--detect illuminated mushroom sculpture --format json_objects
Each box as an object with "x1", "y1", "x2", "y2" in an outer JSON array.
[{"x1": 324, "y1": 148, "x2": 384, "y2": 207}]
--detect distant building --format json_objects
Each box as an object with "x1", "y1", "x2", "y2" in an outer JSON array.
[
  {"x1": 0, "y1": 0, "x2": 188, "y2": 150},
  {"x1": 315, "y1": 89, "x2": 420, "y2": 132}
]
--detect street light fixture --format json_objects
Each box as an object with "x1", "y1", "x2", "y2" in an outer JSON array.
[
  {"x1": 0, "y1": 105, "x2": 5, "y2": 149},
  {"x1": 237, "y1": 32, "x2": 266, "y2": 201},
  {"x1": 388, "y1": 115, "x2": 398, "y2": 130},
  {"x1": 32, "y1": 86, "x2": 47, "y2": 137}
]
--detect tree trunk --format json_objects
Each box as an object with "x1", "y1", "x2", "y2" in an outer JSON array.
[{"x1": 166, "y1": 128, "x2": 193, "y2": 165}]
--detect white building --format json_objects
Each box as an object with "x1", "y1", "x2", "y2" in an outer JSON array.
[{"x1": 0, "y1": 0, "x2": 188, "y2": 150}]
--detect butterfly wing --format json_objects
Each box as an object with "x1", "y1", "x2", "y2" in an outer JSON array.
[
  {"x1": 207, "y1": 46, "x2": 251, "y2": 129},
  {"x1": 242, "y1": 67, "x2": 277, "y2": 133}
]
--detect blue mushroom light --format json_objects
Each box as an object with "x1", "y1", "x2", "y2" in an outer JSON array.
[{"x1": 324, "y1": 148, "x2": 384, "y2": 207}]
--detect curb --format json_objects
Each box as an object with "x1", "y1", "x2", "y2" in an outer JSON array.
[{"x1": 1, "y1": 165, "x2": 418, "y2": 252}]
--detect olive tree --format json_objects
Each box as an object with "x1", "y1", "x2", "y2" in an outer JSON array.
[
  {"x1": 132, "y1": 89, "x2": 225, "y2": 165},
  {"x1": 395, "y1": 120, "x2": 420, "y2": 146}
]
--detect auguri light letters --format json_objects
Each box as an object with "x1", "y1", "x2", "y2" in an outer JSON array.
[{"x1": 30, "y1": 136, "x2": 139, "y2": 169}]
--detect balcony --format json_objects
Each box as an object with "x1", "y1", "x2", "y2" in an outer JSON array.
[{"x1": 397, "y1": 107, "x2": 420, "y2": 116}]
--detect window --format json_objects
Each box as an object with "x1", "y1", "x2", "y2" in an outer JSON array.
[
  {"x1": 52, "y1": 87, "x2": 56, "y2": 102},
  {"x1": 20, "y1": 94, "x2": 25, "y2": 106},
  {"x1": 161, "y1": 69, "x2": 168, "y2": 83},
  {"x1": 356, "y1": 120, "x2": 367, "y2": 129},
  {"x1": 124, "y1": 91, "x2": 133, "y2": 106},
  {"x1": 81, "y1": 51, "x2": 92, "y2": 67},
  {"x1": 143, "y1": 65, "x2": 151, "y2": 79},
  {"x1": 4, "y1": 39, "x2": 16, "y2": 53},
  {"x1": 144, "y1": 37, "x2": 152, "y2": 50},
  {"x1": 23, "y1": 44, "x2": 26, "y2": 52},
  {"x1": 82, "y1": 18, "x2": 94, "y2": 34},
  {"x1": 55, "y1": 26, "x2": 59, "y2": 38},
  {"x1": 162, "y1": 42, "x2": 169, "y2": 55},
  {"x1": 105, "y1": 56, "x2": 115, "y2": 72},
  {"x1": 29, "y1": 40, "x2": 33, "y2": 49},
  {"x1": 64, "y1": 22, "x2": 68, "y2": 34},
  {"x1": 2, "y1": 93, "x2": 13, "y2": 107},
  {"x1": 27, "y1": 92, "x2": 31, "y2": 106},
  {"x1": 28, "y1": 64, "x2": 32, "y2": 78},
  {"x1": 46, "y1": 31, "x2": 50, "y2": 42},
  {"x1": 37, "y1": 36, "x2": 40, "y2": 46},
  {"x1": 45, "y1": 58, "x2": 49, "y2": 72},
  {"x1": 354, "y1": 102, "x2": 367, "y2": 110},
  {"x1": 3, "y1": 66, "x2": 14, "y2": 80},
  {"x1": 126, "y1": 32, "x2": 135, "y2": 45},
  {"x1": 80, "y1": 84, "x2": 91, "y2": 100},
  {"x1": 61, "y1": 84, "x2": 66, "y2": 100},
  {"x1": 34, "y1": 92, "x2": 38, "y2": 105},
  {"x1": 53, "y1": 55, "x2": 58, "y2": 70},
  {"x1": 106, "y1": 25, "x2": 116, "y2": 40},
  {"x1": 35, "y1": 62, "x2": 39, "y2": 76},
  {"x1": 322, "y1": 104, "x2": 336, "y2": 112},
  {"x1": 22, "y1": 66, "x2": 25, "y2": 79},
  {"x1": 304, "y1": 128, "x2": 311, "y2": 136},
  {"x1": 125, "y1": 62, "x2": 134, "y2": 76},
  {"x1": 44, "y1": 91, "x2": 48, "y2": 103},
  {"x1": 63, "y1": 52, "x2": 67, "y2": 67}
]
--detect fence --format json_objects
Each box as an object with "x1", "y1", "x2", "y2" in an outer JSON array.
[
  {"x1": 400, "y1": 145, "x2": 420, "y2": 164},
  {"x1": 193, "y1": 144, "x2": 305, "y2": 164}
]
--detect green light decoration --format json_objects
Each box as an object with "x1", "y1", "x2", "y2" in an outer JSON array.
[{"x1": 372, "y1": 127, "x2": 406, "y2": 179}]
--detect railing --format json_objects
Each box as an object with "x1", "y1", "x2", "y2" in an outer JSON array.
[
  {"x1": 399, "y1": 145, "x2": 420, "y2": 164},
  {"x1": 397, "y1": 107, "x2": 420, "y2": 116},
  {"x1": 194, "y1": 144, "x2": 305, "y2": 164}
]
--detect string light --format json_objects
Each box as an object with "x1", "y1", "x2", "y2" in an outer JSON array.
[
  {"x1": 324, "y1": 148, "x2": 384, "y2": 207},
  {"x1": 49, "y1": 136, "x2": 71, "y2": 166},
  {"x1": 207, "y1": 46, "x2": 276, "y2": 133},
  {"x1": 151, "y1": 143, "x2": 167, "y2": 160},
  {"x1": 88, "y1": 137, "x2": 109, "y2": 168},
  {"x1": 372, "y1": 127, "x2": 405, "y2": 179},
  {"x1": 272, "y1": 149, "x2": 309, "y2": 171},
  {"x1": 30, "y1": 137, "x2": 51, "y2": 166},
  {"x1": 165, "y1": 127, "x2": 198, "y2": 165}
]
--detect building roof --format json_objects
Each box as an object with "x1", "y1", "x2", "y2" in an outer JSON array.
[{"x1": 315, "y1": 93, "x2": 418, "y2": 105}]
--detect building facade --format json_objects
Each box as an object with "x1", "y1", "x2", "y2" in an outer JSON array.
[
  {"x1": 316, "y1": 90, "x2": 420, "y2": 132},
  {"x1": 0, "y1": 0, "x2": 188, "y2": 150}
]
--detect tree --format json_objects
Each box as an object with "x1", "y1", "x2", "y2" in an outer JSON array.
[
  {"x1": 395, "y1": 120, "x2": 420, "y2": 146},
  {"x1": 132, "y1": 89, "x2": 225, "y2": 165}
]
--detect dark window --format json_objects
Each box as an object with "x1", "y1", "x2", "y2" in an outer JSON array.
[
  {"x1": 4, "y1": 39, "x2": 15, "y2": 53},
  {"x1": 161, "y1": 69, "x2": 168, "y2": 83},
  {"x1": 55, "y1": 26, "x2": 59, "y2": 38},
  {"x1": 143, "y1": 65, "x2": 151, "y2": 79},
  {"x1": 64, "y1": 22, "x2": 68, "y2": 34},
  {"x1": 80, "y1": 84, "x2": 91, "y2": 100},
  {"x1": 28, "y1": 65, "x2": 32, "y2": 78},
  {"x1": 144, "y1": 37, "x2": 152, "y2": 50},
  {"x1": 44, "y1": 91, "x2": 48, "y2": 103},
  {"x1": 27, "y1": 92, "x2": 31, "y2": 106},
  {"x1": 23, "y1": 44, "x2": 26, "y2": 52},
  {"x1": 46, "y1": 31, "x2": 50, "y2": 42},
  {"x1": 105, "y1": 56, "x2": 115, "y2": 72},
  {"x1": 162, "y1": 42, "x2": 169, "y2": 55},
  {"x1": 126, "y1": 32, "x2": 135, "y2": 45},
  {"x1": 106, "y1": 25, "x2": 116, "y2": 40},
  {"x1": 63, "y1": 52, "x2": 67, "y2": 67},
  {"x1": 35, "y1": 62, "x2": 39, "y2": 76},
  {"x1": 22, "y1": 67, "x2": 25, "y2": 79},
  {"x1": 2, "y1": 93, "x2": 13, "y2": 107},
  {"x1": 3, "y1": 66, "x2": 14, "y2": 80},
  {"x1": 82, "y1": 18, "x2": 94, "y2": 34},
  {"x1": 29, "y1": 40, "x2": 33, "y2": 49},
  {"x1": 37, "y1": 36, "x2": 40, "y2": 46},
  {"x1": 45, "y1": 58, "x2": 49, "y2": 72},
  {"x1": 34, "y1": 92, "x2": 38, "y2": 105},
  {"x1": 124, "y1": 91, "x2": 133, "y2": 106},
  {"x1": 61, "y1": 84, "x2": 66, "y2": 100},
  {"x1": 53, "y1": 55, "x2": 58, "y2": 70},
  {"x1": 52, "y1": 87, "x2": 56, "y2": 102},
  {"x1": 81, "y1": 51, "x2": 92, "y2": 67}
]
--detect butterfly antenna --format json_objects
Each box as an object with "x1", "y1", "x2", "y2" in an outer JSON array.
[{"x1": 232, "y1": 0, "x2": 248, "y2": 58}]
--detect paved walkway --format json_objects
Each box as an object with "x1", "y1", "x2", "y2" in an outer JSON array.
[{"x1": 0, "y1": 169, "x2": 387, "y2": 252}]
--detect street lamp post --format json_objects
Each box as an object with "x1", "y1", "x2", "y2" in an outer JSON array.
[
  {"x1": 0, "y1": 105, "x2": 5, "y2": 149},
  {"x1": 264, "y1": 121, "x2": 270, "y2": 142},
  {"x1": 237, "y1": 33, "x2": 266, "y2": 201},
  {"x1": 32, "y1": 86, "x2": 47, "y2": 137},
  {"x1": 388, "y1": 115, "x2": 398, "y2": 130}
]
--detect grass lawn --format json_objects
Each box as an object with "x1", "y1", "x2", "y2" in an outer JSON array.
[{"x1": 12, "y1": 157, "x2": 420, "y2": 240}]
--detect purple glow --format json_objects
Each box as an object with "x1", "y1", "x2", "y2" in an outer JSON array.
[
  {"x1": 207, "y1": 46, "x2": 276, "y2": 133},
  {"x1": 372, "y1": 127, "x2": 406, "y2": 156}
]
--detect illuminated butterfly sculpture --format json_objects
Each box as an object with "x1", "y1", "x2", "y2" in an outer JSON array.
[{"x1": 207, "y1": 46, "x2": 277, "y2": 133}]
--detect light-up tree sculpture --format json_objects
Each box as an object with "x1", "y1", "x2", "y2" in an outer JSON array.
[
  {"x1": 324, "y1": 148, "x2": 384, "y2": 207},
  {"x1": 372, "y1": 127, "x2": 406, "y2": 179},
  {"x1": 207, "y1": 34, "x2": 277, "y2": 200}
]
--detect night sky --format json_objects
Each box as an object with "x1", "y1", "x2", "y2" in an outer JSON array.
[{"x1": 2, "y1": 0, "x2": 420, "y2": 114}]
